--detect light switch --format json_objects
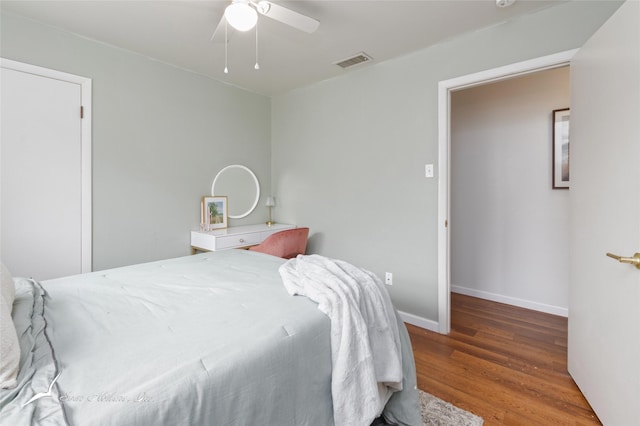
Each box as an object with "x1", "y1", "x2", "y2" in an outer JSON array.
[{"x1": 425, "y1": 164, "x2": 434, "y2": 178}]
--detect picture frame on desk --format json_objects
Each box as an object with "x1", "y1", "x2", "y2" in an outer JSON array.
[{"x1": 202, "y1": 196, "x2": 228, "y2": 230}]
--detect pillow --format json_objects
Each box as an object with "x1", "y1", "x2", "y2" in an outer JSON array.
[{"x1": 1, "y1": 262, "x2": 20, "y2": 389}]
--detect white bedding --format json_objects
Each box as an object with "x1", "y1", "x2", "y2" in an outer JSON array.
[{"x1": 0, "y1": 250, "x2": 420, "y2": 425}]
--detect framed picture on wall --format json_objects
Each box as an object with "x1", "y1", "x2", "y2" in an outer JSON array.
[
  {"x1": 552, "y1": 108, "x2": 570, "y2": 189},
  {"x1": 202, "y1": 196, "x2": 228, "y2": 230}
]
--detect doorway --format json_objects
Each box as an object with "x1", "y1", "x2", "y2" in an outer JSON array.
[
  {"x1": 450, "y1": 66, "x2": 570, "y2": 318},
  {"x1": 436, "y1": 49, "x2": 577, "y2": 334}
]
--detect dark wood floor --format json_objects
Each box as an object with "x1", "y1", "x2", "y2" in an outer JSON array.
[{"x1": 407, "y1": 293, "x2": 601, "y2": 425}]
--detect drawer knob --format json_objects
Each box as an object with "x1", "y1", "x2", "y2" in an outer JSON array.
[{"x1": 239, "y1": 239, "x2": 245, "y2": 243}]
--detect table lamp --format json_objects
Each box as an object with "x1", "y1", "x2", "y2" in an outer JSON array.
[{"x1": 265, "y1": 196, "x2": 276, "y2": 226}]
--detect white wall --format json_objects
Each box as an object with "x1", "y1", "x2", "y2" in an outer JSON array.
[
  {"x1": 450, "y1": 67, "x2": 570, "y2": 315},
  {"x1": 0, "y1": 12, "x2": 272, "y2": 271},
  {"x1": 271, "y1": 1, "x2": 621, "y2": 322}
]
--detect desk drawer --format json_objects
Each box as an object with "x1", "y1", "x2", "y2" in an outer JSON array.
[
  {"x1": 216, "y1": 233, "x2": 262, "y2": 249},
  {"x1": 191, "y1": 224, "x2": 296, "y2": 253}
]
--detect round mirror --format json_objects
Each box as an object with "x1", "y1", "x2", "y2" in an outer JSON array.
[{"x1": 211, "y1": 165, "x2": 260, "y2": 219}]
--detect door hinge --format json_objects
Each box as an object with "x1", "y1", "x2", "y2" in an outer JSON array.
[
  {"x1": 80, "y1": 106, "x2": 84, "y2": 119},
  {"x1": 445, "y1": 219, "x2": 448, "y2": 228}
]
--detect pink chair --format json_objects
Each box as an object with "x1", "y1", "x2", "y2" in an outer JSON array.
[{"x1": 248, "y1": 227, "x2": 309, "y2": 259}]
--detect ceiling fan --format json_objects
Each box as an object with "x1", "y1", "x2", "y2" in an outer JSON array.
[{"x1": 211, "y1": 0, "x2": 320, "y2": 41}]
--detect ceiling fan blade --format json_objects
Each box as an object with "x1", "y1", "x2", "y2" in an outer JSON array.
[
  {"x1": 257, "y1": 1, "x2": 319, "y2": 34},
  {"x1": 210, "y1": 15, "x2": 236, "y2": 43}
]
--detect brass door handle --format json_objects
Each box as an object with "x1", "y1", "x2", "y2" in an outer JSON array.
[{"x1": 606, "y1": 252, "x2": 640, "y2": 269}]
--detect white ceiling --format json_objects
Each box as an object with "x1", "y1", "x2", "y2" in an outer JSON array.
[{"x1": 1, "y1": 0, "x2": 567, "y2": 96}]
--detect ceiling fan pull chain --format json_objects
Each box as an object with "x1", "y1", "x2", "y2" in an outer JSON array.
[
  {"x1": 224, "y1": 19, "x2": 229, "y2": 74},
  {"x1": 254, "y1": 20, "x2": 259, "y2": 70}
]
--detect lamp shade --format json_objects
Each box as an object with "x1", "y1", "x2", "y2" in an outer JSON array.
[
  {"x1": 265, "y1": 196, "x2": 276, "y2": 207},
  {"x1": 225, "y1": 2, "x2": 258, "y2": 32}
]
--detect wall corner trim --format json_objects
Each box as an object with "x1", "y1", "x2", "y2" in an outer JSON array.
[
  {"x1": 398, "y1": 310, "x2": 440, "y2": 333},
  {"x1": 451, "y1": 285, "x2": 569, "y2": 317}
]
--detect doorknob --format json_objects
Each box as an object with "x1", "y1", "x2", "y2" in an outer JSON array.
[{"x1": 606, "y1": 252, "x2": 640, "y2": 269}]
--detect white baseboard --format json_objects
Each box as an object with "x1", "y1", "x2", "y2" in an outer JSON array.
[
  {"x1": 398, "y1": 310, "x2": 440, "y2": 332},
  {"x1": 451, "y1": 285, "x2": 568, "y2": 317}
]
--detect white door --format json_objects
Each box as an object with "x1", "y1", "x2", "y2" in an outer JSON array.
[
  {"x1": 568, "y1": 1, "x2": 639, "y2": 424},
  {"x1": 1, "y1": 61, "x2": 92, "y2": 280}
]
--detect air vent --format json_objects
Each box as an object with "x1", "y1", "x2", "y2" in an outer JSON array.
[{"x1": 334, "y1": 52, "x2": 373, "y2": 69}]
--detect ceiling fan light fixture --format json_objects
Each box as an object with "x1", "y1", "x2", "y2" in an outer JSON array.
[{"x1": 225, "y1": 1, "x2": 258, "y2": 32}]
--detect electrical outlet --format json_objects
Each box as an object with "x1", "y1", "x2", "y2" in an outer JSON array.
[
  {"x1": 385, "y1": 272, "x2": 393, "y2": 286},
  {"x1": 425, "y1": 164, "x2": 434, "y2": 178}
]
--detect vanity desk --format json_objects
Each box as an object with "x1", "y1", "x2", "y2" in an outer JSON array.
[
  {"x1": 191, "y1": 223, "x2": 295, "y2": 254},
  {"x1": 195, "y1": 164, "x2": 293, "y2": 253}
]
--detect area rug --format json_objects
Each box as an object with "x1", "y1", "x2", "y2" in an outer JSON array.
[{"x1": 419, "y1": 390, "x2": 483, "y2": 426}]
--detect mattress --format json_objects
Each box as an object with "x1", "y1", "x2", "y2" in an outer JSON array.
[{"x1": 0, "y1": 250, "x2": 420, "y2": 425}]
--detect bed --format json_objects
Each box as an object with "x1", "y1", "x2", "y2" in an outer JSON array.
[{"x1": 0, "y1": 249, "x2": 420, "y2": 425}]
